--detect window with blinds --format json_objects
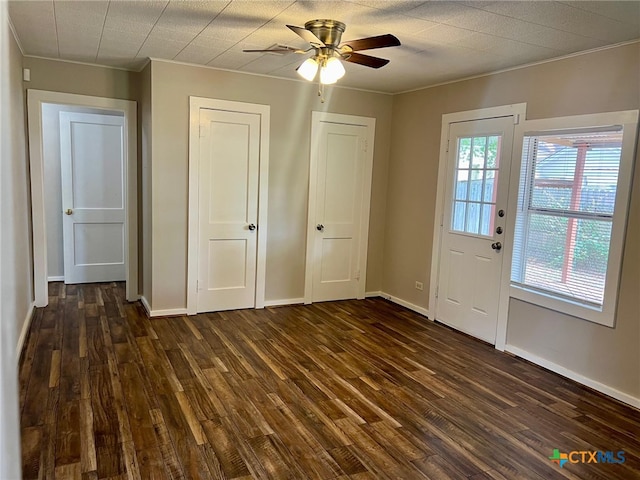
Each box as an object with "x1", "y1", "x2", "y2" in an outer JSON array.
[{"x1": 508, "y1": 113, "x2": 639, "y2": 327}]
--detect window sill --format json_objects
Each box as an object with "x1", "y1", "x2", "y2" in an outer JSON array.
[{"x1": 509, "y1": 284, "x2": 615, "y2": 328}]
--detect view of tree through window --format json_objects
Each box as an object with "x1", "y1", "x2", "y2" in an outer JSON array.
[
  {"x1": 452, "y1": 135, "x2": 500, "y2": 236},
  {"x1": 511, "y1": 129, "x2": 622, "y2": 306}
]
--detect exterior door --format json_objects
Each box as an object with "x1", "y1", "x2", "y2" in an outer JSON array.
[
  {"x1": 60, "y1": 112, "x2": 126, "y2": 284},
  {"x1": 197, "y1": 108, "x2": 260, "y2": 312},
  {"x1": 309, "y1": 120, "x2": 370, "y2": 302},
  {"x1": 436, "y1": 116, "x2": 515, "y2": 343}
]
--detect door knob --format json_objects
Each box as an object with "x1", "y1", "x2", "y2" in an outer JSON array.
[
  {"x1": 65, "y1": 209, "x2": 73, "y2": 215},
  {"x1": 316, "y1": 224, "x2": 324, "y2": 232},
  {"x1": 491, "y1": 242, "x2": 502, "y2": 251},
  {"x1": 248, "y1": 224, "x2": 256, "y2": 231}
]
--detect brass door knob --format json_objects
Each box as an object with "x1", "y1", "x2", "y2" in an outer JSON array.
[{"x1": 65, "y1": 209, "x2": 73, "y2": 215}]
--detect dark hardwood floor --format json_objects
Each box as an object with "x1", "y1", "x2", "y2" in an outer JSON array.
[{"x1": 19, "y1": 282, "x2": 639, "y2": 479}]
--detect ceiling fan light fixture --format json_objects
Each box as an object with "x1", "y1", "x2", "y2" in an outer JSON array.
[
  {"x1": 247, "y1": 19, "x2": 400, "y2": 89},
  {"x1": 297, "y1": 57, "x2": 318, "y2": 81},
  {"x1": 320, "y1": 56, "x2": 345, "y2": 84}
]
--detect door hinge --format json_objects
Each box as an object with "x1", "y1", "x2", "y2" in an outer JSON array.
[
  {"x1": 446, "y1": 138, "x2": 450, "y2": 153},
  {"x1": 199, "y1": 124, "x2": 207, "y2": 137},
  {"x1": 440, "y1": 212, "x2": 444, "y2": 227},
  {"x1": 435, "y1": 285, "x2": 439, "y2": 298},
  {"x1": 513, "y1": 113, "x2": 520, "y2": 125},
  {"x1": 355, "y1": 270, "x2": 361, "y2": 281},
  {"x1": 362, "y1": 139, "x2": 368, "y2": 152}
]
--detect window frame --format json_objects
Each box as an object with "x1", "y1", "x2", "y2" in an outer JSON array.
[
  {"x1": 508, "y1": 110, "x2": 638, "y2": 327},
  {"x1": 450, "y1": 134, "x2": 501, "y2": 237}
]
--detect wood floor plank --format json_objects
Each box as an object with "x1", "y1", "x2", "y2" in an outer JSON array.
[
  {"x1": 19, "y1": 308, "x2": 43, "y2": 409},
  {"x1": 118, "y1": 362, "x2": 157, "y2": 452},
  {"x1": 55, "y1": 462, "x2": 81, "y2": 479},
  {"x1": 135, "y1": 446, "x2": 169, "y2": 480},
  {"x1": 202, "y1": 418, "x2": 252, "y2": 479},
  {"x1": 411, "y1": 454, "x2": 473, "y2": 480},
  {"x1": 149, "y1": 408, "x2": 186, "y2": 480},
  {"x1": 19, "y1": 283, "x2": 640, "y2": 480},
  {"x1": 21, "y1": 327, "x2": 55, "y2": 428},
  {"x1": 79, "y1": 397, "x2": 98, "y2": 475},
  {"x1": 155, "y1": 391, "x2": 213, "y2": 479},
  {"x1": 21, "y1": 426, "x2": 42, "y2": 479},
  {"x1": 335, "y1": 417, "x2": 426, "y2": 479},
  {"x1": 55, "y1": 398, "x2": 81, "y2": 467}
]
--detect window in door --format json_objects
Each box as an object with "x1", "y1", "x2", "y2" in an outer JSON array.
[
  {"x1": 510, "y1": 111, "x2": 638, "y2": 327},
  {"x1": 452, "y1": 135, "x2": 501, "y2": 236}
]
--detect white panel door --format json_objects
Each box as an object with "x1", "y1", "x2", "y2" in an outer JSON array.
[
  {"x1": 60, "y1": 112, "x2": 126, "y2": 284},
  {"x1": 311, "y1": 122, "x2": 368, "y2": 302},
  {"x1": 436, "y1": 116, "x2": 515, "y2": 344},
  {"x1": 197, "y1": 109, "x2": 260, "y2": 312}
]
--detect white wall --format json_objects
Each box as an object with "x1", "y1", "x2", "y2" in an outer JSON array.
[
  {"x1": 1, "y1": 4, "x2": 31, "y2": 477},
  {"x1": 41, "y1": 103, "x2": 122, "y2": 279}
]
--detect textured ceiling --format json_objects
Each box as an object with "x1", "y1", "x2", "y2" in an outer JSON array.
[{"x1": 8, "y1": 0, "x2": 640, "y2": 93}]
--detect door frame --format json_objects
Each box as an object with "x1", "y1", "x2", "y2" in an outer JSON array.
[
  {"x1": 186, "y1": 97, "x2": 270, "y2": 315},
  {"x1": 27, "y1": 89, "x2": 138, "y2": 307},
  {"x1": 429, "y1": 103, "x2": 527, "y2": 350},
  {"x1": 304, "y1": 111, "x2": 375, "y2": 304}
]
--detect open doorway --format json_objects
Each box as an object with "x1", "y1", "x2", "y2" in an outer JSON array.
[{"x1": 27, "y1": 90, "x2": 138, "y2": 306}]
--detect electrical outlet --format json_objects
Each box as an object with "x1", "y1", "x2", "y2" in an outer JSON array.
[{"x1": 415, "y1": 281, "x2": 424, "y2": 291}]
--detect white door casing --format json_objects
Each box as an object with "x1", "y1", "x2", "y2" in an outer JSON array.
[
  {"x1": 60, "y1": 112, "x2": 126, "y2": 284},
  {"x1": 305, "y1": 112, "x2": 375, "y2": 303},
  {"x1": 187, "y1": 97, "x2": 269, "y2": 316},
  {"x1": 197, "y1": 109, "x2": 259, "y2": 312},
  {"x1": 27, "y1": 90, "x2": 138, "y2": 306},
  {"x1": 430, "y1": 104, "x2": 526, "y2": 348}
]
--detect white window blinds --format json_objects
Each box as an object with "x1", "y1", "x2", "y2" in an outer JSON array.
[{"x1": 511, "y1": 127, "x2": 623, "y2": 308}]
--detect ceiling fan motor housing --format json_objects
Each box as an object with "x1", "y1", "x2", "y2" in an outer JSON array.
[{"x1": 304, "y1": 19, "x2": 346, "y2": 47}]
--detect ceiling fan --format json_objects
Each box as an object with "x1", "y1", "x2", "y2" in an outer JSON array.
[{"x1": 243, "y1": 19, "x2": 401, "y2": 85}]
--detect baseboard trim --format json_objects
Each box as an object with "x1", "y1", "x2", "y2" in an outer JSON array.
[
  {"x1": 140, "y1": 293, "x2": 432, "y2": 319},
  {"x1": 140, "y1": 296, "x2": 151, "y2": 316},
  {"x1": 47, "y1": 276, "x2": 64, "y2": 282},
  {"x1": 144, "y1": 297, "x2": 308, "y2": 315},
  {"x1": 150, "y1": 308, "x2": 187, "y2": 317},
  {"x1": 505, "y1": 344, "x2": 640, "y2": 409},
  {"x1": 139, "y1": 296, "x2": 187, "y2": 317},
  {"x1": 379, "y1": 292, "x2": 431, "y2": 319},
  {"x1": 264, "y1": 298, "x2": 304, "y2": 307},
  {"x1": 16, "y1": 302, "x2": 36, "y2": 361}
]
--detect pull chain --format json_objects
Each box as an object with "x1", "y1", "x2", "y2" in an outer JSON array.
[{"x1": 318, "y1": 77, "x2": 325, "y2": 103}]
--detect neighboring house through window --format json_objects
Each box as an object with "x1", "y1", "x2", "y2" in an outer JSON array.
[{"x1": 510, "y1": 111, "x2": 638, "y2": 327}]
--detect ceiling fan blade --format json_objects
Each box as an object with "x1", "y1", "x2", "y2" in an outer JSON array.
[
  {"x1": 340, "y1": 33, "x2": 401, "y2": 52},
  {"x1": 342, "y1": 52, "x2": 390, "y2": 69},
  {"x1": 286, "y1": 24, "x2": 325, "y2": 47}
]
